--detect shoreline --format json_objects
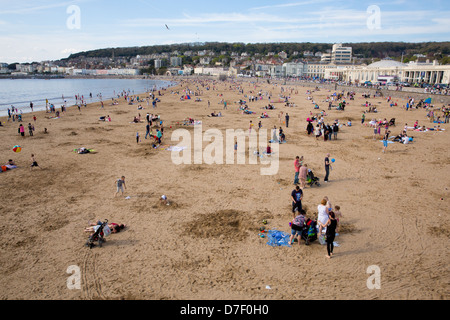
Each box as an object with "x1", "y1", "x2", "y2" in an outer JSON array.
[{"x1": 0, "y1": 78, "x2": 178, "y2": 118}]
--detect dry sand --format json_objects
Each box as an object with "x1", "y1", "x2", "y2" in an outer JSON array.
[{"x1": 0, "y1": 77, "x2": 449, "y2": 300}]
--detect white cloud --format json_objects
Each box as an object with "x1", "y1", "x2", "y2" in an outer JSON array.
[{"x1": 250, "y1": 0, "x2": 335, "y2": 10}]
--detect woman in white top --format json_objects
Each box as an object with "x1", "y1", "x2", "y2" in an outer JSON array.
[{"x1": 317, "y1": 198, "x2": 329, "y2": 242}]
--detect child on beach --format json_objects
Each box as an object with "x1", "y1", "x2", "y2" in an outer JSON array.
[
  {"x1": 30, "y1": 154, "x2": 41, "y2": 170},
  {"x1": 115, "y1": 176, "x2": 126, "y2": 197}
]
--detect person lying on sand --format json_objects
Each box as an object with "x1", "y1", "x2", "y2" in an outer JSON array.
[
  {"x1": 76, "y1": 147, "x2": 90, "y2": 154},
  {"x1": 85, "y1": 221, "x2": 126, "y2": 234},
  {"x1": 208, "y1": 111, "x2": 222, "y2": 117}
]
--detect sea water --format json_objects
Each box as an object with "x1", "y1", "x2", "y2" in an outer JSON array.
[{"x1": 0, "y1": 78, "x2": 176, "y2": 117}]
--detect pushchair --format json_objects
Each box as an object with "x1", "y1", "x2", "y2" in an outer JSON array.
[
  {"x1": 388, "y1": 118, "x2": 396, "y2": 126},
  {"x1": 85, "y1": 219, "x2": 110, "y2": 249},
  {"x1": 306, "y1": 170, "x2": 321, "y2": 187},
  {"x1": 301, "y1": 219, "x2": 318, "y2": 245}
]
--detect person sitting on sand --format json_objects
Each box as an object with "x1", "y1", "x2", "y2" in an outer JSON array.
[
  {"x1": 209, "y1": 111, "x2": 221, "y2": 117},
  {"x1": 160, "y1": 195, "x2": 170, "y2": 205},
  {"x1": 266, "y1": 143, "x2": 272, "y2": 155}
]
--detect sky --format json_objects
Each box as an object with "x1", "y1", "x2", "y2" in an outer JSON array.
[{"x1": 0, "y1": 0, "x2": 449, "y2": 63}]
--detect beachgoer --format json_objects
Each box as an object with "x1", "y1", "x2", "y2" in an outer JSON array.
[
  {"x1": 156, "y1": 129, "x2": 162, "y2": 144},
  {"x1": 85, "y1": 221, "x2": 125, "y2": 234},
  {"x1": 332, "y1": 123, "x2": 339, "y2": 140},
  {"x1": 115, "y1": 176, "x2": 126, "y2": 197},
  {"x1": 382, "y1": 130, "x2": 390, "y2": 153},
  {"x1": 19, "y1": 124, "x2": 25, "y2": 137},
  {"x1": 324, "y1": 211, "x2": 337, "y2": 258},
  {"x1": 30, "y1": 154, "x2": 41, "y2": 170},
  {"x1": 299, "y1": 164, "x2": 308, "y2": 189},
  {"x1": 145, "y1": 123, "x2": 151, "y2": 139},
  {"x1": 294, "y1": 156, "x2": 301, "y2": 185},
  {"x1": 317, "y1": 198, "x2": 329, "y2": 244},
  {"x1": 289, "y1": 209, "x2": 306, "y2": 246},
  {"x1": 324, "y1": 153, "x2": 331, "y2": 182},
  {"x1": 291, "y1": 185, "x2": 303, "y2": 214},
  {"x1": 160, "y1": 195, "x2": 170, "y2": 205}
]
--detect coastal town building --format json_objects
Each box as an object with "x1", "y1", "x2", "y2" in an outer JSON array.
[
  {"x1": 170, "y1": 56, "x2": 182, "y2": 67},
  {"x1": 324, "y1": 58, "x2": 450, "y2": 85},
  {"x1": 331, "y1": 43, "x2": 352, "y2": 64}
]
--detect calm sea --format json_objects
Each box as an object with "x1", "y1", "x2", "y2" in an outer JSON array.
[{"x1": 0, "y1": 78, "x2": 176, "y2": 117}]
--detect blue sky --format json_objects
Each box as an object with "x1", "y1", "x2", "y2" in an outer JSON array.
[{"x1": 0, "y1": 0, "x2": 449, "y2": 63}]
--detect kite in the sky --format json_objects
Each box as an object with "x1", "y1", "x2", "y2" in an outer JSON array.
[{"x1": 165, "y1": 24, "x2": 170, "y2": 30}]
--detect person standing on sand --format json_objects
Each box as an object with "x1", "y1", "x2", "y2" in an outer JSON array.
[
  {"x1": 136, "y1": 132, "x2": 140, "y2": 144},
  {"x1": 115, "y1": 176, "x2": 126, "y2": 197},
  {"x1": 317, "y1": 198, "x2": 328, "y2": 244},
  {"x1": 291, "y1": 185, "x2": 303, "y2": 214},
  {"x1": 285, "y1": 113, "x2": 289, "y2": 128},
  {"x1": 324, "y1": 211, "x2": 337, "y2": 258},
  {"x1": 145, "y1": 122, "x2": 151, "y2": 139},
  {"x1": 294, "y1": 156, "x2": 301, "y2": 185},
  {"x1": 28, "y1": 123, "x2": 33, "y2": 136},
  {"x1": 382, "y1": 130, "x2": 390, "y2": 153},
  {"x1": 19, "y1": 124, "x2": 25, "y2": 137},
  {"x1": 30, "y1": 154, "x2": 41, "y2": 170},
  {"x1": 299, "y1": 164, "x2": 308, "y2": 189},
  {"x1": 324, "y1": 153, "x2": 331, "y2": 182}
]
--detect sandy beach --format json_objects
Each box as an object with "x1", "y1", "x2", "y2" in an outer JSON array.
[{"x1": 0, "y1": 77, "x2": 449, "y2": 300}]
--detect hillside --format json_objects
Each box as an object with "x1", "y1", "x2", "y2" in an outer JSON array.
[{"x1": 66, "y1": 41, "x2": 450, "y2": 64}]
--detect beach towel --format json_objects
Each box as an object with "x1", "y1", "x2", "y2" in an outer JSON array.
[{"x1": 266, "y1": 230, "x2": 291, "y2": 247}]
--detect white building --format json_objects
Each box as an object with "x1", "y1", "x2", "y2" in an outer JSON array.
[
  {"x1": 200, "y1": 57, "x2": 212, "y2": 65},
  {"x1": 154, "y1": 59, "x2": 166, "y2": 69},
  {"x1": 305, "y1": 63, "x2": 344, "y2": 79},
  {"x1": 331, "y1": 43, "x2": 352, "y2": 64},
  {"x1": 321, "y1": 53, "x2": 332, "y2": 63},
  {"x1": 194, "y1": 67, "x2": 228, "y2": 77},
  {"x1": 269, "y1": 65, "x2": 284, "y2": 78},
  {"x1": 283, "y1": 62, "x2": 306, "y2": 77},
  {"x1": 324, "y1": 59, "x2": 450, "y2": 85}
]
